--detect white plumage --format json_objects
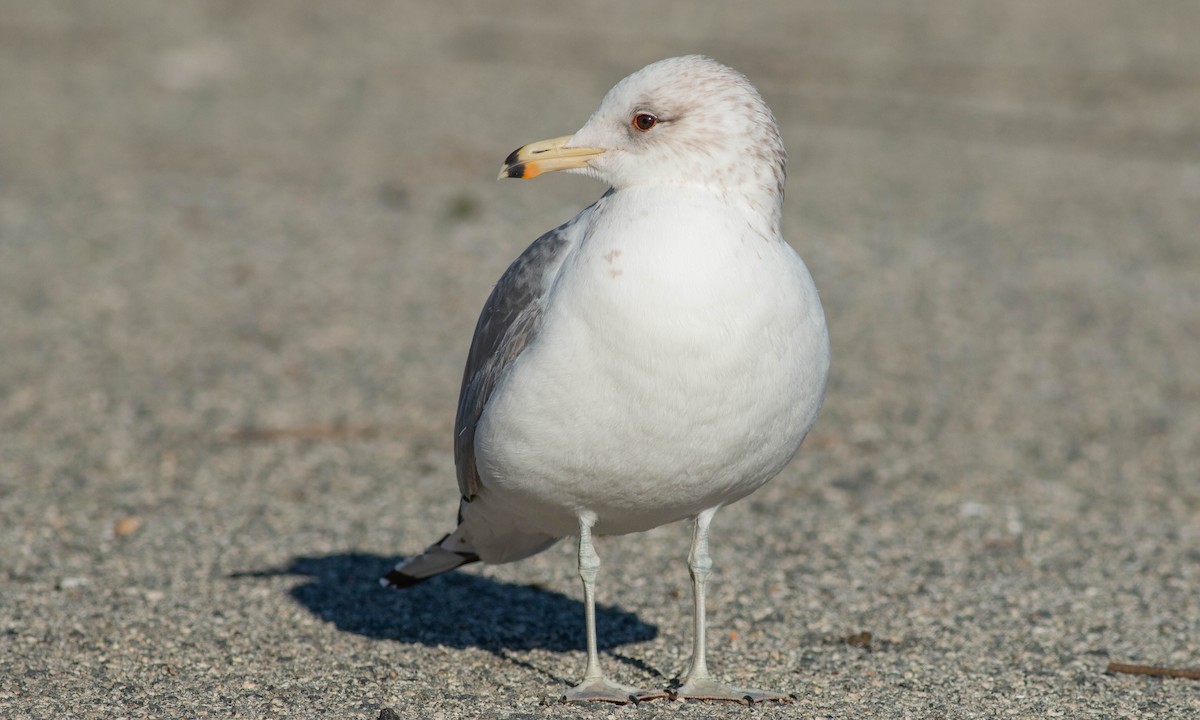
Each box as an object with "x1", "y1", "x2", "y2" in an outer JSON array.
[{"x1": 385, "y1": 55, "x2": 830, "y2": 704}]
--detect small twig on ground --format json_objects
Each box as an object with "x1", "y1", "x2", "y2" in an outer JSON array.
[{"x1": 1106, "y1": 662, "x2": 1200, "y2": 680}]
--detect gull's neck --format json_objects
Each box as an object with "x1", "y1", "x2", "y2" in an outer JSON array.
[{"x1": 609, "y1": 180, "x2": 784, "y2": 239}]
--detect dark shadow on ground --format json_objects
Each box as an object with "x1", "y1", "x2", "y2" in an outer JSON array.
[{"x1": 233, "y1": 552, "x2": 657, "y2": 653}]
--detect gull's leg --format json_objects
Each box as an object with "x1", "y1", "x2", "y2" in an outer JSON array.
[
  {"x1": 671, "y1": 507, "x2": 792, "y2": 704},
  {"x1": 561, "y1": 515, "x2": 653, "y2": 703}
]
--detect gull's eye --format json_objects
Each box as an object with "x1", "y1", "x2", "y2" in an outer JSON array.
[{"x1": 632, "y1": 112, "x2": 658, "y2": 132}]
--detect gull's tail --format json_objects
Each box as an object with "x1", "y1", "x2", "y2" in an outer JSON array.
[
  {"x1": 381, "y1": 528, "x2": 480, "y2": 588},
  {"x1": 382, "y1": 499, "x2": 561, "y2": 588}
]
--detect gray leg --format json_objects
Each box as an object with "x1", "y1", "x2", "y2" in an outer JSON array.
[
  {"x1": 561, "y1": 516, "x2": 653, "y2": 703},
  {"x1": 671, "y1": 508, "x2": 792, "y2": 704}
]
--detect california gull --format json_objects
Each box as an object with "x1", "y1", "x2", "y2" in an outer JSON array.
[{"x1": 383, "y1": 55, "x2": 830, "y2": 704}]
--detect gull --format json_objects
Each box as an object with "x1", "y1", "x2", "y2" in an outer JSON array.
[{"x1": 383, "y1": 55, "x2": 830, "y2": 704}]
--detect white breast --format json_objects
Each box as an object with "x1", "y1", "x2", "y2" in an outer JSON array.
[{"x1": 474, "y1": 187, "x2": 829, "y2": 537}]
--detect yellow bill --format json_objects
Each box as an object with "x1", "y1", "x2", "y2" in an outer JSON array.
[{"x1": 498, "y1": 135, "x2": 605, "y2": 180}]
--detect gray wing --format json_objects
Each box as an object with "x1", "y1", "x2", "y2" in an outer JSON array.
[{"x1": 453, "y1": 215, "x2": 583, "y2": 500}]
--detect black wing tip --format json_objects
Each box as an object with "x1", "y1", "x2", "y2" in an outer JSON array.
[
  {"x1": 380, "y1": 550, "x2": 480, "y2": 590},
  {"x1": 381, "y1": 569, "x2": 427, "y2": 589}
]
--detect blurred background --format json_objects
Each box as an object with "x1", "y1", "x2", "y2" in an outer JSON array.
[{"x1": 2, "y1": 2, "x2": 1198, "y2": 717}]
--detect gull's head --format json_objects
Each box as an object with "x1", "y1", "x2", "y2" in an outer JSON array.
[{"x1": 500, "y1": 56, "x2": 786, "y2": 219}]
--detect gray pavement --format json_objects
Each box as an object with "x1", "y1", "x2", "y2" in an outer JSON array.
[{"x1": 2, "y1": 2, "x2": 1199, "y2": 718}]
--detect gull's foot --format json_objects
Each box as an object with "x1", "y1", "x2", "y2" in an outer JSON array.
[
  {"x1": 670, "y1": 677, "x2": 794, "y2": 704},
  {"x1": 560, "y1": 677, "x2": 650, "y2": 705}
]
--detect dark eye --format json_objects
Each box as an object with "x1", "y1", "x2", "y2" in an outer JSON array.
[{"x1": 632, "y1": 112, "x2": 658, "y2": 131}]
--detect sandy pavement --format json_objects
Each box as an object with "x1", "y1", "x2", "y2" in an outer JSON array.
[{"x1": 2, "y1": 2, "x2": 1199, "y2": 718}]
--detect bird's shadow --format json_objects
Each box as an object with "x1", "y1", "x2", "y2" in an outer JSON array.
[{"x1": 233, "y1": 552, "x2": 657, "y2": 656}]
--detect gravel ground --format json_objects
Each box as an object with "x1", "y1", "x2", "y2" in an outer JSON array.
[{"x1": 3, "y1": 2, "x2": 1199, "y2": 718}]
